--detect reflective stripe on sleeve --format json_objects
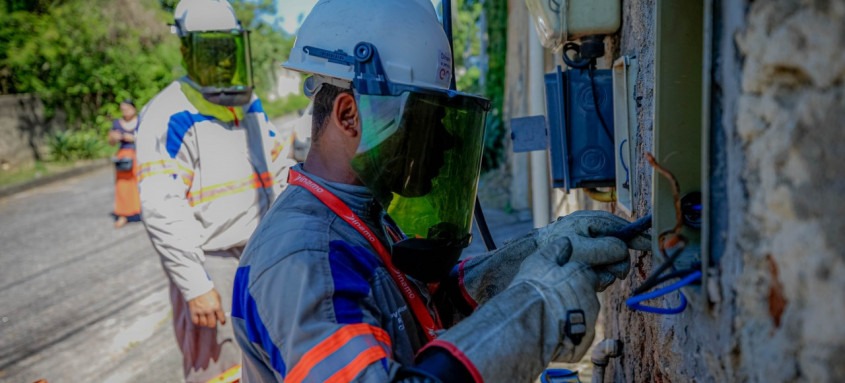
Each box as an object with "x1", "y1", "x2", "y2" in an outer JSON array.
[{"x1": 286, "y1": 323, "x2": 392, "y2": 383}]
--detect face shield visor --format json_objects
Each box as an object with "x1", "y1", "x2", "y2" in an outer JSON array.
[
  {"x1": 348, "y1": 43, "x2": 491, "y2": 282},
  {"x1": 182, "y1": 29, "x2": 254, "y2": 106}
]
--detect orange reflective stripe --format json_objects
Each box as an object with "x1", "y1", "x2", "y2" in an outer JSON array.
[
  {"x1": 205, "y1": 364, "x2": 241, "y2": 383},
  {"x1": 186, "y1": 172, "x2": 273, "y2": 206},
  {"x1": 324, "y1": 346, "x2": 389, "y2": 383},
  {"x1": 286, "y1": 324, "x2": 391, "y2": 383},
  {"x1": 259, "y1": 172, "x2": 274, "y2": 188},
  {"x1": 271, "y1": 140, "x2": 284, "y2": 162}
]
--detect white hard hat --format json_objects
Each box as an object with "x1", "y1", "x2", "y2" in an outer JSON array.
[
  {"x1": 284, "y1": 0, "x2": 453, "y2": 91},
  {"x1": 173, "y1": 0, "x2": 241, "y2": 37}
]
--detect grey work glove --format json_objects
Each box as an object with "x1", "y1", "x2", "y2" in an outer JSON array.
[
  {"x1": 431, "y1": 238, "x2": 601, "y2": 383},
  {"x1": 460, "y1": 210, "x2": 650, "y2": 307},
  {"x1": 538, "y1": 210, "x2": 651, "y2": 289}
]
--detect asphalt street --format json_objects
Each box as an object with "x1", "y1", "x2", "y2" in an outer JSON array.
[{"x1": 0, "y1": 167, "x2": 182, "y2": 383}]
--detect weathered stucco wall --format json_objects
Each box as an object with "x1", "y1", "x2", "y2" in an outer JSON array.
[
  {"x1": 732, "y1": 1, "x2": 845, "y2": 381},
  {"x1": 0, "y1": 95, "x2": 56, "y2": 169},
  {"x1": 600, "y1": 0, "x2": 845, "y2": 382}
]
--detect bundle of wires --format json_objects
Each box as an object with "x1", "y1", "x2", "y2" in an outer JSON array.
[{"x1": 621, "y1": 155, "x2": 702, "y2": 315}]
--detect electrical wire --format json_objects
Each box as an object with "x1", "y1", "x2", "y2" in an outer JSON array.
[
  {"x1": 562, "y1": 41, "x2": 615, "y2": 151},
  {"x1": 619, "y1": 139, "x2": 630, "y2": 189},
  {"x1": 626, "y1": 154, "x2": 702, "y2": 315},
  {"x1": 588, "y1": 66, "x2": 614, "y2": 143},
  {"x1": 548, "y1": 0, "x2": 561, "y2": 14},
  {"x1": 632, "y1": 245, "x2": 685, "y2": 295},
  {"x1": 625, "y1": 271, "x2": 701, "y2": 315},
  {"x1": 584, "y1": 188, "x2": 617, "y2": 203},
  {"x1": 562, "y1": 42, "x2": 590, "y2": 69}
]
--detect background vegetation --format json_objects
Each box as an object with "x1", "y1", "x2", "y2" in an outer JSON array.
[
  {"x1": 451, "y1": 0, "x2": 507, "y2": 171},
  {"x1": 0, "y1": 0, "x2": 302, "y2": 161},
  {"x1": 0, "y1": 0, "x2": 507, "y2": 169}
]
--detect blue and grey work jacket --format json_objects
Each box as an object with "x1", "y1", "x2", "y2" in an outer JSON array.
[{"x1": 233, "y1": 164, "x2": 484, "y2": 383}]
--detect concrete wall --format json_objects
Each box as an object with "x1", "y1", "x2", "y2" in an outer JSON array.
[
  {"x1": 596, "y1": 0, "x2": 845, "y2": 382},
  {"x1": 0, "y1": 95, "x2": 56, "y2": 169}
]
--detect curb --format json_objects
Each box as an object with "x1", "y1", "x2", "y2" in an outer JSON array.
[{"x1": 0, "y1": 158, "x2": 111, "y2": 199}]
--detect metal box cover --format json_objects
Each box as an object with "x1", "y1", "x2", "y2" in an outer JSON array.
[{"x1": 511, "y1": 115, "x2": 549, "y2": 153}]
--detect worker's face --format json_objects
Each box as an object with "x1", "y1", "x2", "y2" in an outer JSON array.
[{"x1": 119, "y1": 103, "x2": 136, "y2": 120}]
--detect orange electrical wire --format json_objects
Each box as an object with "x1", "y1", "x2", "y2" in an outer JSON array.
[{"x1": 645, "y1": 152, "x2": 685, "y2": 250}]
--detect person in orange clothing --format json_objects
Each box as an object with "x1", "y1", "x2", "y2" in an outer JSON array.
[{"x1": 108, "y1": 99, "x2": 142, "y2": 228}]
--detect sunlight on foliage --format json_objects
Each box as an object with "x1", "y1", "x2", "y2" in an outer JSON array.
[{"x1": 1, "y1": 0, "x2": 298, "y2": 160}]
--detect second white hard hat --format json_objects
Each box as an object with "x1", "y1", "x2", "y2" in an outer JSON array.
[{"x1": 173, "y1": 0, "x2": 241, "y2": 37}]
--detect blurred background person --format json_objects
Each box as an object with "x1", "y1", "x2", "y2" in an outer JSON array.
[
  {"x1": 108, "y1": 99, "x2": 141, "y2": 229},
  {"x1": 134, "y1": 0, "x2": 294, "y2": 381}
]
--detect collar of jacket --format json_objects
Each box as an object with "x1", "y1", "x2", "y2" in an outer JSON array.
[
  {"x1": 179, "y1": 78, "x2": 246, "y2": 124},
  {"x1": 292, "y1": 163, "x2": 384, "y2": 228}
]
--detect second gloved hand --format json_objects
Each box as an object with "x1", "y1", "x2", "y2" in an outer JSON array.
[{"x1": 429, "y1": 237, "x2": 601, "y2": 382}]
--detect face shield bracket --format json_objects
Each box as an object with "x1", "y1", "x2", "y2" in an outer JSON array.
[{"x1": 352, "y1": 42, "x2": 392, "y2": 96}]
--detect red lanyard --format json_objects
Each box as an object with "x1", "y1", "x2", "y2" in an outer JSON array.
[{"x1": 288, "y1": 169, "x2": 441, "y2": 341}]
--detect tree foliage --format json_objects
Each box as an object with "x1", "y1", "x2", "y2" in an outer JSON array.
[
  {"x1": 452, "y1": 0, "x2": 507, "y2": 171},
  {"x1": 0, "y1": 0, "x2": 297, "y2": 139},
  {"x1": 1, "y1": 0, "x2": 182, "y2": 132}
]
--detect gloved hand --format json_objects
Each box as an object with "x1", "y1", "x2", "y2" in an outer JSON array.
[
  {"x1": 428, "y1": 238, "x2": 601, "y2": 382},
  {"x1": 537, "y1": 210, "x2": 651, "y2": 289},
  {"x1": 458, "y1": 210, "x2": 650, "y2": 307}
]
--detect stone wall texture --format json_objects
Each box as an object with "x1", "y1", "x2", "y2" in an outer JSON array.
[
  {"x1": 600, "y1": 0, "x2": 845, "y2": 382},
  {"x1": 0, "y1": 95, "x2": 56, "y2": 169}
]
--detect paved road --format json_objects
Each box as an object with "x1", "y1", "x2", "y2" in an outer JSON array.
[
  {"x1": 0, "y1": 115, "x2": 310, "y2": 383},
  {"x1": 0, "y1": 126, "x2": 537, "y2": 382},
  {"x1": 0, "y1": 167, "x2": 182, "y2": 383}
]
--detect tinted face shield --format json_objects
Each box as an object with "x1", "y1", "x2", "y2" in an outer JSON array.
[
  {"x1": 349, "y1": 43, "x2": 491, "y2": 282},
  {"x1": 182, "y1": 30, "x2": 254, "y2": 106}
]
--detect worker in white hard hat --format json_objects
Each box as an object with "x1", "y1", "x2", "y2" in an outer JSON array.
[
  {"x1": 232, "y1": 0, "x2": 648, "y2": 382},
  {"x1": 134, "y1": 0, "x2": 295, "y2": 381}
]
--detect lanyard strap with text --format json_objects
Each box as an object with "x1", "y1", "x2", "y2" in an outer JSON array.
[{"x1": 288, "y1": 169, "x2": 440, "y2": 341}]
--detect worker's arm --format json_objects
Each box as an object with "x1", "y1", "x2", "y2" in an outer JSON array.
[
  {"x1": 136, "y1": 107, "x2": 218, "y2": 315},
  {"x1": 233, "y1": 237, "x2": 474, "y2": 383},
  {"x1": 419, "y1": 240, "x2": 605, "y2": 383}
]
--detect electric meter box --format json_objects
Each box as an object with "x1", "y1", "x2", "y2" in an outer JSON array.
[{"x1": 525, "y1": 0, "x2": 622, "y2": 49}]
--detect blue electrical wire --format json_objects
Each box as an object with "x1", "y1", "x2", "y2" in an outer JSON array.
[
  {"x1": 625, "y1": 270, "x2": 702, "y2": 315},
  {"x1": 618, "y1": 139, "x2": 630, "y2": 189}
]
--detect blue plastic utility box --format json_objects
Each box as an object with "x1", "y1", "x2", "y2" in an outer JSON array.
[{"x1": 544, "y1": 66, "x2": 616, "y2": 192}]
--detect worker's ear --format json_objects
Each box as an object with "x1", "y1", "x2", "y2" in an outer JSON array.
[{"x1": 331, "y1": 92, "x2": 360, "y2": 138}]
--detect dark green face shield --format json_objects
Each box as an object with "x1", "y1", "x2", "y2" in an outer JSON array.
[
  {"x1": 182, "y1": 30, "x2": 254, "y2": 106},
  {"x1": 350, "y1": 90, "x2": 490, "y2": 281}
]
